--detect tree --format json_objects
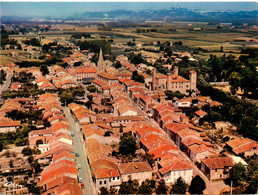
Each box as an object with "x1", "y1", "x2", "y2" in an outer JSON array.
[
  {"x1": 119, "y1": 132, "x2": 137, "y2": 156},
  {"x1": 188, "y1": 175, "x2": 206, "y2": 194},
  {"x1": 104, "y1": 131, "x2": 113, "y2": 137},
  {"x1": 226, "y1": 163, "x2": 247, "y2": 187},
  {"x1": 85, "y1": 95, "x2": 93, "y2": 110},
  {"x1": 119, "y1": 179, "x2": 139, "y2": 194},
  {"x1": 171, "y1": 177, "x2": 189, "y2": 194},
  {"x1": 40, "y1": 65, "x2": 49, "y2": 76},
  {"x1": 0, "y1": 70, "x2": 6, "y2": 84},
  {"x1": 22, "y1": 147, "x2": 33, "y2": 156},
  {"x1": 87, "y1": 85, "x2": 97, "y2": 93},
  {"x1": 155, "y1": 179, "x2": 168, "y2": 194},
  {"x1": 100, "y1": 187, "x2": 108, "y2": 195},
  {"x1": 229, "y1": 72, "x2": 241, "y2": 94},
  {"x1": 7, "y1": 176, "x2": 13, "y2": 182},
  {"x1": 131, "y1": 70, "x2": 145, "y2": 83},
  {"x1": 119, "y1": 124, "x2": 124, "y2": 133},
  {"x1": 113, "y1": 61, "x2": 122, "y2": 69},
  {"x1": 142, "y1": 153, "x2": 155, "y2": 167},
  {"x1": 245, "y1": 160, "x2": 258, "y2": 194},
  {"x1": 139, "y1": 180, "x2": 153, "y2": 194},
  {"x1": 0, "y1": 141, "x2": 3, "y2": 152},
  {"x1": 60, "y1": 91, "x2": 74, "y2": 105}
]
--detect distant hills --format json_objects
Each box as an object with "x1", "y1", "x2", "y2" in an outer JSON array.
[
  {"x1": 1, "y1": 7, "x2": 257, "y2": 25},
  {"x1": 71, "y1": 7, "x2": 258, "y2": 24}
]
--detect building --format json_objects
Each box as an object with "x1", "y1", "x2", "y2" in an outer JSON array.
[
  {"x1": 119, "y1": 161, "x2": 152, "y2": 184},
  {"x1": 97, "y1": 48, "x2": 113, "y2": 72},
  {"x1": 0, "y1": 118, "x2": 21, "y2": 133},
  {"x1": 201, "y1": 157, "x2": 235, "y2": 180}
]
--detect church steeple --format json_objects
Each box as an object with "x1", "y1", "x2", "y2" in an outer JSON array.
[{"x1": 97, "y1": 47, "x2": 104, "y2": 71}]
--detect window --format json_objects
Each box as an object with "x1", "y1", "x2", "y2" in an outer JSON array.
[
  {"x1": 113, "y1": 177, "x2": 115, "y2": 180},
  {"x1": 117, "y1": 177, "x2": 119, "y2": 180},
  {"x1": 104, "y1": 180, "x2": 106, "y2": 184},
  {"x1": 100, "y1": 181, "x2": 102, "y2": 185},
  {"x1": 215, "y1": 169, "x2": 217, "y2": 172}
]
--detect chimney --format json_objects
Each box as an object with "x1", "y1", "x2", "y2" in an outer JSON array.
[
  {"x1": 173, "y1": 66, "x2": 179, "y2": 76},
  {"x1": 167, "y1": 73, "x2": 172, "y2": 91}
]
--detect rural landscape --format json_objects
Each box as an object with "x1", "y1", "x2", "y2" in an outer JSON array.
[{"x1": 0, "y1": 2, "x2": 257, "y2": 195}]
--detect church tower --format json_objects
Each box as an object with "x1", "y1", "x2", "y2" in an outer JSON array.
[{"x1": 97, "y1": 47, "x2": 104, "y2": 72}]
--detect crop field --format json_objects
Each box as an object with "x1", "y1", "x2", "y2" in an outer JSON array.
[{"x1": 7, "y1": 22, "x2": 258, "y2": 60}]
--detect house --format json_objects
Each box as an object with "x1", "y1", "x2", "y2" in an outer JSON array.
[
  {"x1": 195, "y1": 109, "x2": 207, "y2": 118},
  {"x1": 0, "y1": 117, "x2": 21, "y2": 133},
  {"x1": 97, "y1": 72, "x2": 118, "y2": 86},
  {"x1": 117, "y1": 105, "x2": 137, "y2": 116},
  {"x1": 68, "y1": 67, "x2": 97, "y2": 83},
  {"x1": 119, "y1": 161, "x2": 152, "y2": 184},
  {"x1": 225, "y1": 138, "x2": 257, "y2": 158},
  {"x1": 189, "y1": 144, "x2": 218, "y2": 163},
  {"x1": 159, "y1": 156, "x2": 193, "y2": 184},
  {"x1": 201, "y1": 157, "x2": 235, "y2": 180}
]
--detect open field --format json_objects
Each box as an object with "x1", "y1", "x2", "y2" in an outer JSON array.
[{"x1": 8, "y1": 22, "x2": 258, "y2": 60}]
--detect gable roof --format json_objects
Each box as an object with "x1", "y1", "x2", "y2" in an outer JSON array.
[
  {"x1": 202, "y1": 157, "x2": 235, "y2": 169},
  {"x1": 119, "y1": 161, "x2": 152, "y2": 174}
]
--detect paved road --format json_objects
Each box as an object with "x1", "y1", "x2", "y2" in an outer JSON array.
[
  {"x1": 64, "y1": 107, "x2": 96, "y2": 195},
  {"x1": 0, "y1": 73, "x2": 13, "y2": 103}
]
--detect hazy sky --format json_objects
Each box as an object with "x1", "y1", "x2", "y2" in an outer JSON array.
[{"x1": 1, "y1": 2, "x2": 257, "y2": 17}]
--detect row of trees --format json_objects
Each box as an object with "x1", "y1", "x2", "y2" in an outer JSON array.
[
  {"x1": 75, "y1": 40, "x2": 111, "y2": 54},
  {"x1": 22, "y1": 38, "x2": 41, "y2": 46},
  {"x1": 100, "y1": 175, "x2": 206, "y2": 195}
]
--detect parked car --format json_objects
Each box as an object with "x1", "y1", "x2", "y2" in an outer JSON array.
[
  {"x1": 81, "y1": 183, "x2": 85, "y2": 189},
  {"x1": 78, "y1": 178, "x2": 82, "y2": 183},
  {"x1": 77, "y1": 164, "x2": 81, "y2": 169},
  {"x1": 75, "y1": 153, "x2": 79, "y2": 157}
]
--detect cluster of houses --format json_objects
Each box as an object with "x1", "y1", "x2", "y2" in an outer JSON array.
[
  {"x1": 0, "y1": 98, "x2": 32, "y2": 133},
  {"x1": 27, "y1": 93, "x2": 82, "y2": 194}
]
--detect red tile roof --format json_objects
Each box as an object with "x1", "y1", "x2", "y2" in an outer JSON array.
[
  {"x1": 195, "y1": 109, "x2": 207, "y2": 117},
  {"x1": 202, "y1": 157, "x2": 234, "y2": 169},
  {"x1": 93, "y1": 168, "x2": 119, "y2": 179},
  {"x1": 160, "y1": 157, "x2": 192, "y2": 174},
  {"x1": 0, "y1": 117, "x2": 21, "y2": 127},
  {"x1": 119, "y1": 161, "x2": 152, "y2": 174}
]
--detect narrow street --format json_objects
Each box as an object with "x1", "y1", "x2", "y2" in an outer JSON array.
[{"x1": 64, "y1": 107, "x2": 97, "y2": 195}]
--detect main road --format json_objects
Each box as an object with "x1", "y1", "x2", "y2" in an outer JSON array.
[
  {"x1": 0, "y1": 72, "x2": 13, "y2": 104},
  {"x1": 64, "y1": 107, "x2": 97, "y2": 195}
]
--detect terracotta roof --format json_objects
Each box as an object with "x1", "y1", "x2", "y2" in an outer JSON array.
[
  {"x1": 189, "y1": 144, "x2": 215, "y2": 155},
  {"x1": 29, "y1": 128, "x2": 52, "y2": 136},
  {"x1": 98, "y1": 72, "x2": 118, "y2": 80},
  {"x1": 119, "y1": 161, "x2": 152, "y2": 174},
  {"x1": 195, "y1": 109, "x2": 207, "y2": 117},
  {"x1": 75, "y1": 68, "x2": 97, "y2": 74},
  {"x1": 209, "y1": 101, "x2": 222, "y2": 107},
  {"x1": 149, "y1": 144, "x2": 178, "y2": 159},
  {"x1": 118, "y1": 105, "x2": 137, "y2": 115},
  {"x1": 160, "y1": 157, "x2": 192, "y2": 174},
  {"x1": 53, "y1": 151, "x2": 76, "y2": 162},
  {"x1": 0, "y1": 117, "x2": 21, "y2": 127},
  {"x1": 93, "y1": 168, "x2": 119, "y2": 179},
  {"x1": 202, "y1": 157, "x2": 234, "y2": 169}
]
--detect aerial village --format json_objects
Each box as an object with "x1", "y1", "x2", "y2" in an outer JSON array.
[{"x1": 0, "y1": 30, "x2": 257, "y2": 195}]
